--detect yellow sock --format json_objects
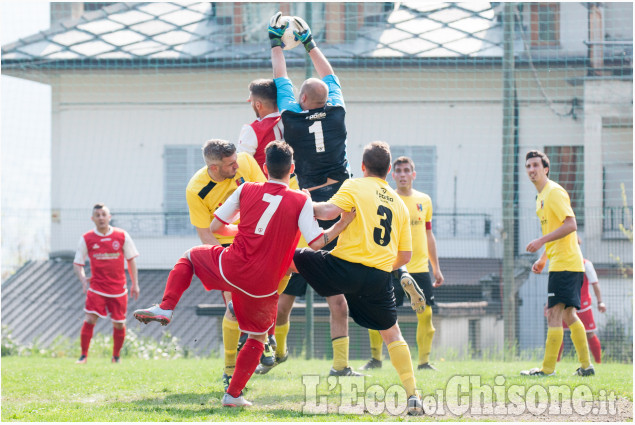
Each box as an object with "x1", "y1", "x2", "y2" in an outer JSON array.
[
  {"x1": 416, "y1": 307, "x2": 435, "y2": 365},
  {"x1": 275, "y1": 321, "x2": 290, "y2": 358},
  {"x1": 222, "y1": 317, "x2": 240, "y2": 376},
  {"x1": 569, "y1": 320, "x2": 592, "y2": 369},
  {"x1": 277, "y1": 275, "x2": 291, "y2": 295},
  {"x1": 368, "y1": 329, "x2": 383, "y2": 361},
  {"x1": 387, "y1": 340, "x2": 417, "y2": 398},
  {"x1": 332, "y1": 336, "x2": 349, "y2": 371},
  {"x1": 542, "y1": 327, "x2": 563, "y2": 375}
]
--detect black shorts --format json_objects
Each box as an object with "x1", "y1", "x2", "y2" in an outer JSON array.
[
  {"x1": 547, "y1": 271, "x2": 583, "y2": 309},
  {"x1": 392, "y1": 271, "x2": 435, "y2": 307},
  {"x1": 293, "y1": 248, "x2": 397, "y2": 331},
  {"x1": 283, "y1": 272, "x2": 308, "y2": 297},
  {"x1": 308, "y1": 182, "x2": 344, "y2": 251}
]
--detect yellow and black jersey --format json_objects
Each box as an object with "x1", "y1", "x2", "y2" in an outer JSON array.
[
  {"x1": 536, "y1": 180, "x2": 583, "y2": 272},
  {"x1": 328, "y1": 177, "x2": 412, "y2": 272},
  {"x1": 186, "y1": 152, "x2": 266, "y2": 244},
  {"x1": 399, "y1": 190, "x2": 432, "y2": 273}
]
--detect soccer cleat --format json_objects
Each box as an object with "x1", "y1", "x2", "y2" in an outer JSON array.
[
  {"x1": 400, "y1": 273, "x2": 426, "y2": 313},
  {"x1": 133, "y1": 305, "x2": 173, "y2": 326},
  {"x1": 222, "y1": 373, "x2": 232, "y2": 392},
  {"x1": 254, "y1": 350, "x2": 289, "y2": 375},
  {"x1": 418, "y1": 362, "x2": 437, "y2": 371},
  {"x1": 359, "y1": 358, "x2": 382, "y2": 370},
  {"x1": 236, "y1": 333, "x2": 248, "y2": 353},
  {"x1": 222, "y1": 392, "x2": 252, "y2": 407},
  {"x1": 407, "y1": 395, "x2": 425, "y2": 416},
  {"x1": 227, "y1": 300, "x2": 235, "y2": 316},
  {"x1": 329, "y1": 366, "x2": 364, "y2": 377},
  {"x1": 111, "y1": 356, "x2": 120, "y2": 363},
  {"x1": 75, "y1": 355, "x2": 87, "y2": 364},
  {"x1": 520, "y1": 367, "x2": 555, "y2": 376},
  {"x1": 267, "y1": 334, "x2": 277, "y2": 352},
  {"x1": 574, "y1": 365, "x2": 595, "y2": 376},
  {"x1": 260, "y1": 343, "x2": 275, "y2": 367}
]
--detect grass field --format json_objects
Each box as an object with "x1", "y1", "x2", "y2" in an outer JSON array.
[{"x1": 1, "y1": 356, "x2": 632, "y2": 421}]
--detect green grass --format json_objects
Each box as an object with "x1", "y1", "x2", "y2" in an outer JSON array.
[{"x1": 1, "y1": 356, "x2": 632, "y2": 421}]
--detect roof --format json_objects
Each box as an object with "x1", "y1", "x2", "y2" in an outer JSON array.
[
  {"x1": 1, "y1": 259, "x2": 224, "y2": 355},
  {"x1": 2, "y1": 2, "x2": 522, "y2": 71}
]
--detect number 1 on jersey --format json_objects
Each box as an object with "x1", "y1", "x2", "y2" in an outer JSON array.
[
  {"x1": 255, "y1": 193, "x2": 283, "y2": 235},
  {"x1": 308, "y1": 121, "x2": 325, "y2": 153}
]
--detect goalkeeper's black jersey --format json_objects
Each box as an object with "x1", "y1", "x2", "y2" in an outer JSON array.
[{"x1": 281, "y1": 104, "x2": 350, "y2": 189}]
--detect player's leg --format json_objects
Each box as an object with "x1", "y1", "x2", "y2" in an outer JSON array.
[
  {"x1": 275, "y1": 292, "x2": 295, "y2": 361},
  {"x1": 327, "y1": 294, "x2": 351, "y2": 374},
  {"x1": 564, "y1": 307, "x2": 593, "y2": 374},
  {"x1": 109, "y1": 294, "x2": 128, "y2": 363},
  {"x1": 587, "y1": 331, "x2": 602, "y2": 364},
  {"x1": 77, "y1": 309, "x2": 99, "y2": 364},
  {"x1": 222, "y1": 292, "x2": 240, "y2": 389},
  {"x1": 413, "y1": 272, "x2": 436, "y2": 370},
  {"x1": 223, "y1": 332, "x2": 265, "y2": 407},
  {"x1": 536, "y1": 303, "x2": 564, "y2": 376},
  {"x1": 397, "y1": 267, "x2": 426, "y2": 313},
  {"x1": 379, "y1": 324, "x2": 424, "y2": 415}
]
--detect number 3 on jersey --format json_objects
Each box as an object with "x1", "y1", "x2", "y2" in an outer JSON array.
[
  {"x1": 308, "y1": 121, "x2": 325, "y2": 152},
  {"x1": 373, "y1": 205, "x2": 393, "y2": 246},
  {"x1": 255, "y1": 193, "x2": 283, "y2": 235}
]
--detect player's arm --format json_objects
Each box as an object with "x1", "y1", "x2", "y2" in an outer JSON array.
[
  {"x1": 127, "y1": 257, "x2": 139, "y2": 300},
  {"x1": 526, "y1": 216, "x2": 577, "y2": 253},
  {"x1": 308, "y1": 208, "x2": 356, "y2": 251},
  {"x1": 195, "y1": 227, "x2": 217, "y2": 245},
  {"x1": 210, "y1": 219, "x2": 237, "y2": 239},
  {"x1": 393, "y1": 251, "x2": 412, "y2": 271},
  {"x1": 73, "y1": 238, "x2": 89, "y2": 294},
  {"x1": 209, "y1": 184, "x2": 243, "y2": 241},
  {"x1": 426, "y1": 227, "x2": 444, "y2": 287},
  {"x1": 269, "y1": 12, "x2": 289, "y2": 79},
  {"x1": 586, "y1": 260, "x2": 606, "y2": 313},
  {"x1": 312, "y1": 201, "x2": 344, "y2": 221}
]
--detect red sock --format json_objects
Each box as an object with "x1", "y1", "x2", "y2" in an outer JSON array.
[
  {"x1": 80, "y1": 322, "x2": 95, "y2": 356},
  {"x1": 557, "y1": 340, "x2": 564, "y2": 362},
  {"x1": 588, "y1": 334, "x2": 602, "y2": 364},
  {"x1": 160, "y1": 257, "x2": 194, "y2": 310},
  {"x1": 227, "y1": 338, "x2": 264, "y2": 398},
  {"x1": 113, "y1": 327, "x2": 126, "y2": 357}
]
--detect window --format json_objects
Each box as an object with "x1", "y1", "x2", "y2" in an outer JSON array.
[
  {"x1": 543, "y1": 146, "x2": 584, "y2": 227},
  {"x1": 602, "y1": 118, "x2": 633, "y2": 238},
  {"x1": 389, "y1": 145, "x2": 437, "y2": 207},
  {"x1": 530, "y1": 3, "x2": 560, "y2": 47},
  {"x1": 164, "y1": 145, "x2": 205, "y2": 236}
]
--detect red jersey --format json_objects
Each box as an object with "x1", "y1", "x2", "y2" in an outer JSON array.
[
  {"x1": 214, "y1": 181, "x2": 322, "y2": 297},
  {"x1": 580, "y1": 259, "x2": 598, "y2": 312},
  {"x1": 237, "y1": 112, "x2": 284, "y2": 174},
  {"x1": 74, "y1": 227, "x2": 139, "y2": 296}
]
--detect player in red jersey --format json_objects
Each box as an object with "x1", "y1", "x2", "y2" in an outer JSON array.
[
  {"x1": 73, "y1": 203, "x2": 139, "y2": 364},
  {"x1": 558, "y1": 256, "x2": 606, "y2": 363},
  {"x1": 134, "y1": 141, "x2": 355, "y2": 406}
]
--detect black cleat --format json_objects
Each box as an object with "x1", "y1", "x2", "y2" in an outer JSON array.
[
  {"x1": 417, "y1": 362, "x2": 437, "y2": 371},
  {"x1": 359, "y1": 358, "x2": 382, "y2": 370},
  {"x1": 574, "y1": 365, "x2": 595, "y2": 376},
  {"x1": 329, "y1": 367, "x2": 364, "y2": 377}
]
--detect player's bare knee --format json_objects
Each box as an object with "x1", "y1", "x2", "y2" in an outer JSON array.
[{"x1": 327, "y1": 295, "x2": 348, "y2": 317}]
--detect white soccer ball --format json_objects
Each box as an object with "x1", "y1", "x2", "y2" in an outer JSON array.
[{"x1": 280, "y1": 16, "x2": 301, "y2": 51}]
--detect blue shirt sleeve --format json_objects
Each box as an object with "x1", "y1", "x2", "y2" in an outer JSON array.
[
  {"x1": 324, "y1": 74, "x2": 345, "y2": 108},
  {"x1": 274, "y1": 77, "x2": 302, "y2": 113}
]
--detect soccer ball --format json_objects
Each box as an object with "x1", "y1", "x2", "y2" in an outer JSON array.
[{"x1": 280, "y1": 16, "x2": 301, "y2": 50}]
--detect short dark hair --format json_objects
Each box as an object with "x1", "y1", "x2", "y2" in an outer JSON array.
[
  {"x1": 249, "y1": 79, "x2": 277, "y2": 107},
  {"x1": 525, "y1": 149, "x2": 550, "y2": 176},
  {"x1": 203, "y1": 139, "x2": 236, "y2": 165},
  {"x1": 265, "y1": 141, "x2": 294, "y2": 179},
  {"x1": 363, "y1": 141, "x2": 392, "y2": 178},
  {"x1": 93, "y1": 203, "x2": 107, "y2": 211},
  {"x1": 393, "y1": 156, "x2": 415, "y2": 171}
]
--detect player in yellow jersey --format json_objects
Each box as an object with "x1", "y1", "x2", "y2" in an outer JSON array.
[
  {"x1": 360, "y1": 156, "x2": 444, "y2": 371},
  {"x1": 521, "y1": 150, "x2": 594, "y2": 377},
  {"x1": 134, "y1": 139, "x2": 266, "y2": 390},
  {"x1": 293, "y1": 142, "x2": 425, "y2": 415}
]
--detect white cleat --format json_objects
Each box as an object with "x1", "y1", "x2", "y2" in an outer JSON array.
[
  {"x1": 133, "y1": 304, "x2": 173, "y2": 326},
  {"x1": 400, "y1": 273, "x2": 426, "y2": 313},
  {"x1": 222, "y1": 392, "x2": 252, "y2": 407}
]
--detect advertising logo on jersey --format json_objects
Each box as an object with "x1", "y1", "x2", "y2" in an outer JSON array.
[
  {"x1": 416, "y1": 203, "x2": 423, "y2": 212},
  {"x1": 541, "y1": 200, "x2": 544, "y2": 209},
  {"x1": 92, "y1": 244, "x2": 100, "y2": 250},
  {"x1": 112, "y1": 240, "x2": 121, "y2": 251},
  {"x1": 236, "y1": 177, "x2": 245, "y2": 186}
]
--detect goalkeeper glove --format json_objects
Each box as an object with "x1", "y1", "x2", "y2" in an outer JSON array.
[
  {"x1": 268, "y1": 12, "x2": 288, "y2": 49},
  {"x1": 293, "y1": 16, "x2": 317, "y2": 53}
]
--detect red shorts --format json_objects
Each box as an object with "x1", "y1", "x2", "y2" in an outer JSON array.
[
  {"x1": 84, "y1": 290, "x2": 127, "y2": 323},
  {"x1": 563, "y1": 307, "x2": 596, "y2": 332},
  {"x1": 187, "y1": 245, "x2": 278, "y2": 335}
]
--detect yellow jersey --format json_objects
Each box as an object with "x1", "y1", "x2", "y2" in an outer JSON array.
[
  {"x1": 186, "y1": 152, "x2": 266, "y2": 244},
  {"x1": 328, "y1": 177, "x2": 412, "y2": 272},
  {"x1": 399, "y1": 190, "x2": 432, "y2": 273},
  {"x1": 535, "y1": 180, "x2": 584, "y2": 272}
]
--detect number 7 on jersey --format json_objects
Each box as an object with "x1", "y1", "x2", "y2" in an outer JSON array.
[{"x1": 255, "y1": 193, "x2": 283, "y2": 235}]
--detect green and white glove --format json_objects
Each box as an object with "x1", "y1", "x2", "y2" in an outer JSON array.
[
  {"x1": 268, "y1": 12, "x2": 288, "y2": 49},
  {"x1": 293, "y1": 16, "x2": 317, "y2": 53}
]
